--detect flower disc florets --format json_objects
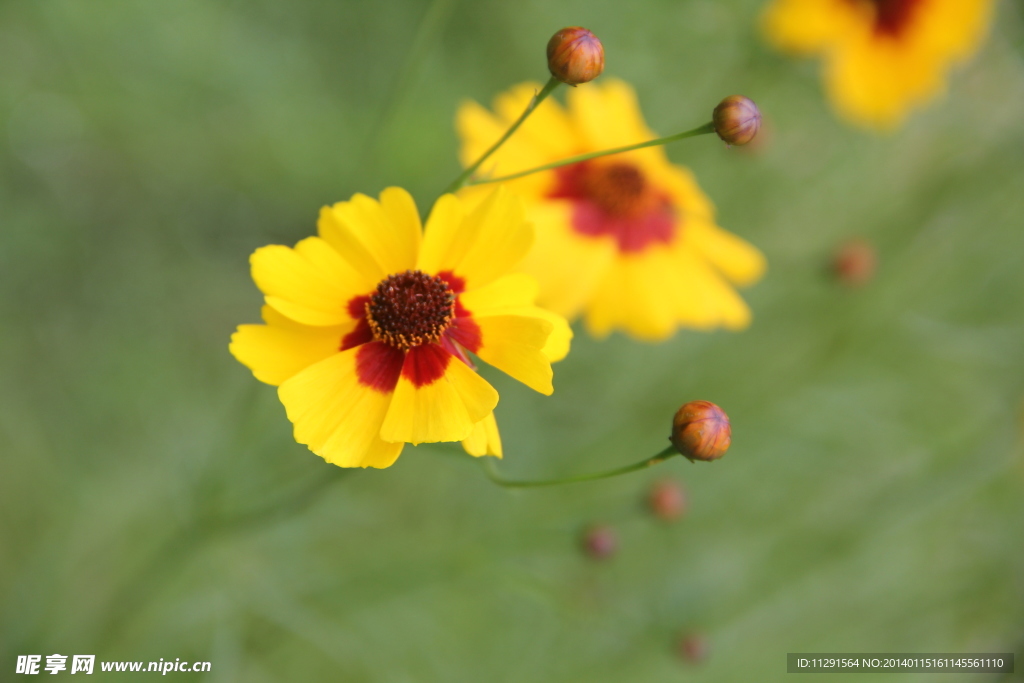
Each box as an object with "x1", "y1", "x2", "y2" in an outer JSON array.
[
  {"x1": 867, "y1": 0, "x2": 920, "y2": 37},
  {"x1": 366, "y1": 270, "x2": 455, "y2": 350},
  {"x1": 583, "y1": 163, "x2": 655, "y2": 218}
]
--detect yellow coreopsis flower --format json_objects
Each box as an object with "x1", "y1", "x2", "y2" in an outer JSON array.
[
  {"x1": 230, "y1": 186, "x2": 572, "y2": 468},
  {"x1": 456, "y1": 79, "x2": 766, "y2": 342},
  {"x1": 763, "y1": 0, "x2": 995, "y2": 129}
]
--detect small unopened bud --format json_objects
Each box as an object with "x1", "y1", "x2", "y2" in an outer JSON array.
[
  {"x1": 833, "y1": 238, "x2": 876, "y2": 287},
  {"x1": 580, "y1": 524, "x2": 617, "y2": 560},
  {"x1": 676, "y1": 632, "x2": 710, "y2": 665},
  {"x1": 547, "y1": 27, "x2": 604, "y2": 86},
  {"x1": 647, "y1": 479, "x2": 687, "y2": 521},
  {"x1": 670, "y1": 401, "x2": 731, "y2": 462},
  {"x1": 713, "y1": 95, "x2": 761, "y2": 146}
]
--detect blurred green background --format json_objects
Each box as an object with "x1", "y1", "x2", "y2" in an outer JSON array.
[{"x1": 3, "y1": 0, "x2": 1024, "y2": 680}]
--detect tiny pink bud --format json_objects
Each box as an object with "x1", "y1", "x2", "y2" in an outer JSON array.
[
  {"x1": 647, "y1": 479, "x2": 687, "y2": 521},
  {"x1": 670, "y1": 401, "x2": 731, "y2": 462},
  {"x1": 547, "y1": 27, "x2": 604, "y2": 86},
  {"x1": 677, "y1": 632, "x2": 710, "y2": 665},
  {"x1": 580, "y1": 524, "x2": 617, "y2": 560},
  {"x1": 833, "y1": 239, "x2": 877, "y2": 287},
  {"x1": 713, "y1": 95, "x2": 761, "y2": 146}
]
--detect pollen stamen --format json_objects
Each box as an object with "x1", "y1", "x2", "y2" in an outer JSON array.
[{"x1": 366, "y1": 270, "x2": 456, "y2": 350}]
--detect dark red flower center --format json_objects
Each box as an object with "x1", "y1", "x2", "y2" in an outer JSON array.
[
  {"x1": 366, "y1": 270, "x2": 455, "y2": 350},
  {"x1": 548, "y1": 160, "x2": 676, "y2": 254},
  {"x1": 344, "y1": 271, "x2": 481, "y2": 393},
  {"x1": 862, "y1": 0, "x2": 921, "y2": 36}
]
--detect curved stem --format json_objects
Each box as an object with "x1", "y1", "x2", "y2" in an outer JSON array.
[
  {"x1": 465, "y1": 121, "x2": 716, "y2": 187},
  {"x1": 483, "y1": 445, "x2": 679, "y2": 488},
  {"x1": 444, "y1": 76, "x2": 562, "y2": 194}
]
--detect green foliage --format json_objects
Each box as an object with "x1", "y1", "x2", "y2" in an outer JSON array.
[{"x1": 1, "y1": 0, "x2": 1022, "y2": 680}]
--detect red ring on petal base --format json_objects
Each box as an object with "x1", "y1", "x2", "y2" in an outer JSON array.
[
  {"x1": 401, "y1": 343, "x2": 452, "y2": 387},
  {"x1": 549, "y1": 161, "x2": 676, "y2": 254},
  {"x1": 341, "y1": 295, "x2": 374, "y2": 351},
  {"x1": 355, "y1": 342, "x2": 405, "y2": 392}
]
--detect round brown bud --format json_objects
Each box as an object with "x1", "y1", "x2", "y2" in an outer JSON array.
[
  {"x1": 712, "y1": 95, "x2": 761, "y2": 146},
  {"x1": 580, "y1": 524, "x2": 617, "y2": 560},
  {"x1": 647, "y1": 479, "x2": 687, "y2": 521},
  {"x1": 547, "y1": 27, "x2": 604, "y2": 86},
  {"x1": 670, "y1": 401, "x2": 731, "y2": 462},
  {"x1": 833, "y1": 239, "x2": 876, "y2": 287},
  {"x1": 676, "y1": 632, "x2": 710, "y2": 665}
]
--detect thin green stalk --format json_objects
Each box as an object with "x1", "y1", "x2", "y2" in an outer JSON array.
[
  {"x1": 356, "y1": 0, "x2": 458, "y2": 175},
  {"x1": 97, "y1": 467, "x2": 354, "y2": 649},
  {"x1": 444, "y1": 76, "x2": 562, "y2": 194},
  {"x1": 482, "y1": 445, "x2": 679, "y2": 488},
  {"x1": 465, "y1": 121, "x2": 717, "y2": 187}
]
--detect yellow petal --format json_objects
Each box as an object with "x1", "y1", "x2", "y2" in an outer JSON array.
[
  {"x1": 530, "y1": 307, "x2": 573, "y2": 363},
  {"x1": 320, "y1": 187, "x2": 422, "y2": 281},
  {"x1": 461, "y1": 412, "x2": 503, "y2": 458},
  {"x1": 762, "y1": 0, "x2": 862, "y2": 54},
  {"x1": 516, "y1": 201, "x2": 617, "y2": 320},
  {"x1": 475, "y1": 314, "x2": 555, "y2": 395},
  {"x1": 278, "y1": 348, "x2": 402, "y2": 468},
  {"x1": 686, "y1": 220, "x2": 767, "y2": 287},
  {"x1": 583, "y1": 241, "x2": 754, "y2": 341},
  {"x1": 229, "y1": 306, "x2": 350, "y2": 386},
  {"x1": 252, "y1": 237, "x2": 371, "y2": 326},
  {"x1": 669, "y1": 247, "x2": 753, "y2": 331},
  {"x1": 417, "y1": 186, "x2": 533, "y2": 290},
  {"x1": 585, "y1": 252, "x2": 678, "y2": 341},
  {"x1": 567, "y1": 80, "x2": 662, "y2": 167},
  {"x1": 650, "y1": 162, "x2": 717, "y2": 223},
  {"x1": 416, "y1": 193, "x2": 467, "y2": 280},
  {"x1": 379, "y1": 352, "x2": 499, "y2": 445},
  {"x1": 458, "y1": 272, "x2": 572, "y2": 364},
  {"x1": 458, "y1": 272, "x2": 539, "y2": 314}
]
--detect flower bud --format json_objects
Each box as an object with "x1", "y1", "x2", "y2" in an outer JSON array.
[
  {"x1": 712, "y1": 95, "x2": 761, "y2": 146},
  {"x1": 547, "y1": 27, "x2": 604, "y2": 86},
  {"x1": 676, "y1": 632, "x2": 710, "y2": 665},
  {"x1": 670, "y1": 401, "x2": 731, "y2": 462},
  {"x1": 580, "y1": 524, "x2": 617, "y2": 560},
  {"x1": 833, "y1": 238, "x2": 876, "y2": 287},
  {"x1": 647, "y1": 479, "x2": 687, "y2": 521}
]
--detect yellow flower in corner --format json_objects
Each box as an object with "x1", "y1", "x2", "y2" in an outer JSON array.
[
  {"x1": 229, "y1": 186, "x2": 572, "y2": 468},
  {"x1": 456, "y1": 79, "x2": 766, "y2": 342},
  {"x1": 763, "y1": 0, "x2": 995, "y2": 128}
]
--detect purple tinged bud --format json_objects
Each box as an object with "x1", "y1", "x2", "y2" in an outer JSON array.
[{"x1": 713, "y1": 95, "x2": 761, "y2": 146}]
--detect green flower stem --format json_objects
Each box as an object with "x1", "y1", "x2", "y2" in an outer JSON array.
[
  {"x1": 355, "y1": 0, "x2": 458, "y2": 175},
  {"x1": 482, "y1": 445, "x2": 679, "y2": 488},
  {"x1": 464, "y1": 121, "x2": 717, "y2": 187},
  {"x1": 98, "y1": 466, "x2": 354, "y2": 648},
  {"x1": 444, "y1": 76, "x2": 562, "y2": 194}
]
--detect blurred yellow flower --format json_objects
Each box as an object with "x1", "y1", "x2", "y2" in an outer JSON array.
[
  {"x1": 456, "y1": 79, "x2": 766, "y2": 342},
  {"x1": 230, "y1": 186, "x2": 571, "y2": 468},
  {"x1": 763, "y1": 0, "x2": 995, "y2": 129}
]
